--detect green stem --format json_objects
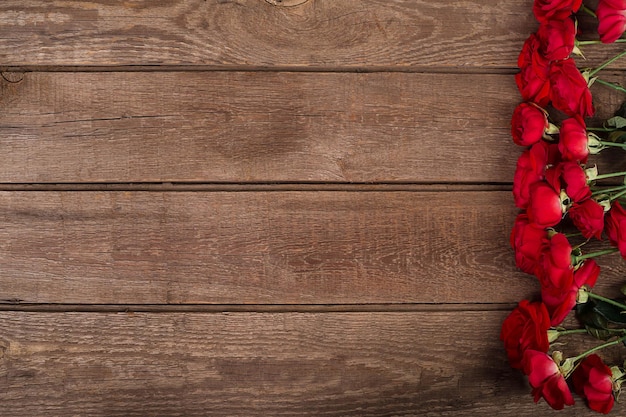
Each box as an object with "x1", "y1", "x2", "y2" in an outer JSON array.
[
  {"x1": 573, "y1": 247, "x2": 619, "y2": 263},
  {"x1": 558, "y1": 328, "x2": 590, "y2": 337},
  {"x1": 595, "y1": 78, "x2": 626, "y2": 94},
  {"x1": 581, "y1": 4, "x2": 597, "y2": 18},
  {"x1": 594, "y1": 171, "x2": 626, "y2": 180},
  {"x1": 569, "y1": 335, "x2": 626, "y2": 363},
  {"x1": 589, "y1": 50, "x2": 626, "y2": 77},
  {"x1": 587, "y1": 291, "x2": 626, "y2": 311},
  {"x1": 592, "y1": 185, "x2": 626, "y2": 195},
  {"x1": 612, "y1": 189, "x2": 626, "y2": 201},
  {"x1": 600, "y1": 141, "x2": 626, "y2": 148},
  {"x1": 577, "y1": 39, "x2": 626, "y2": 46}
]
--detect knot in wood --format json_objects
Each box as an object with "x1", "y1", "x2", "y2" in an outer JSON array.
[
  {"x1": 264, "y1": 0, "x2": 309, "y2": 7},
  {"x1": 1, "y1": 72, "x2": 24, "y2": 83}
]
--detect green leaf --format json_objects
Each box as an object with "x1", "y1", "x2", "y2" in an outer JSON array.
[
  {"x1": 592, "y1": 299, "x2": 626, "y2": 326},
  {"x1": 606, "y1": 116, "x2": 626, "y2": 129},
  {"x1": 585, "y1": 325, "x2": 615, "y2": 340},
  {"x1": 577, "y1": 301, "x2": 610, "y2": 331}
]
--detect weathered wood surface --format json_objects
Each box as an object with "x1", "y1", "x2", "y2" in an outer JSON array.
[
  {"x1": 0, "y1": 311, "x2": 617, "y2": 417},
  {"x1": 1, "y1": 0, "x2": 623, "y2": 71},
  {"x1": 1, "y1": 191, "x2": 624, "y2": 305},
  {"x1": 1, "y1": 71, "x2": 624, "y2": 184},
  {"x1": 0, "y1": 71, "x2": 518, "y2": 183},
  {"x1": 0, "y1": 0, "x2": 536, "y2": 70},
  {"x1": 0, "y1": 190, "x2": 525, "y2": 304},
  {"x1": 2, "y1": 0, "x2": 625, "y2": 415}
]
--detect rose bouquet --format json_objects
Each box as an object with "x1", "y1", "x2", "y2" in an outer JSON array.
[{"x1": 503, "y1": 0, "x2": 626, "y2": 413}]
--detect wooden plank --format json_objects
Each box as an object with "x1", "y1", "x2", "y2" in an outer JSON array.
[
  {"x1": 0, "y1": 310, "x2": 616, "y2": 416},
  {"x1": 0, "y1": 0, "x2": 536, "y2": 69},
  {"x1": 1, "y1": 190, "x2": 624, "y2": 305},
  {"x1": 2, "y1": 71, "x2": 623, "y2": 184},
  {"x1": 0, "y1": 70, "x2": 541, "y2": 183}
]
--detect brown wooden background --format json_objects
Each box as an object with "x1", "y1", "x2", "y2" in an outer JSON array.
[{"x1": 1, "y1": 1, "x2": 625, "y2": 415}]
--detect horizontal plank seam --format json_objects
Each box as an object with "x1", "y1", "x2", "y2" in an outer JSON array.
[
  {"x1": 0, "y1": 65, "x2": 522, "y2": 75},
  {"x1": 0, "y1": 303, "x2": 517, "y2": 313},
  {"x1": 0, "y1": 183, "x2": 513, "y2": 192}
]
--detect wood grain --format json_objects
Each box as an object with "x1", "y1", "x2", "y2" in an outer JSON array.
[
  {"x1": 0, "y1": 0, "x2": 536, "y2": 70},
  {"x1": 0, "y1": 311, "x2": 619, "y2": 416},
  {"x1": 0, "y1": 190, "x2": 624, "y2": 305},
  {"x1": 0, "y1": 71, "x2": 522, "y2": 183},
  {"x1": 2, "y1": 70, "x2": 624, "y2": 184}
]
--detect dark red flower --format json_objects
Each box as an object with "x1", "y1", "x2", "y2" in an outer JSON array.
[
  {"x1": 605, "y1": 201, "x2": 626, "y2": 258},
  {"x1": 523, "y1": 349, "x2": 575, "y2": 410},
  {"x1": 558, "y1": 116, "x2": 589, "y2": 163},
  {"x1": 533, "y1": 0, "x2": 582, "y2": 23},
  {"x1": 542, "y1": 259, "x2": 599, "y2": 325},
  {"x1": 569, "y1": 199, "x2": 605, "y2": 239},
  {"x1": 539, "y1": 232, "x2": 573, "y2": 288},
  {"x1": 560, "y1": 161, "x2": 591, "y2": 203},
  {"x1": 603, "y1": 0, "x2": 626, "y2": 7},
  {"x1": 511, "y1": 102, "x2": 549, "y2": 146},
  {"x1": 500, "y1": 300, "x2": 551, "y2": 370},
  {"x1": 537, "y1": 18, "x2": 577, "y2": 60},
  {"x1": 513, "y1": 142, "x2": 561, "y2": 209},
  {"x1": 528, "y1": 182, "x2": 564, "y2": 228},
  {"x1": 597, "y1": 0, "x2": 626, "y2": 44},
  {"x1": 549, "y1": 59, "x2": 594, "y2": 117},
  {"x1": 516, "y1": 34, "x2": 551, "y2": 106},
  {"x1": 511, "y1": 213, "x2": 549, "y2": 274},
  {"x1": 572, "y1": 354, "x2": 615, "y2": 414}
]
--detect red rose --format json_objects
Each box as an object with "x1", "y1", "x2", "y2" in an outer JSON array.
[
  {"x1": 513, "y1": 142, "x2": 561, "y2": 209},
  {"x1": 597, "y1": 1, "x2": 626, "y2": 43},
  {"x1": 544, "y1": 162, "x2": 590, "y2": 204},
  {"x1": 549, "y1": 59, "x2": 594, "y2": 117},
  {"x1": 572, "y1": 354, "x2": 615, "y2": 414},
  {"x1": 516, "y1": 34, "x2": 551, "y2": 106},
  {"x1": 539, "y1": 232, "x2": 572, "y2": 287},
  {"x1": 603, "y1": 0, "x2": 626, "y2": 7},
  {"x1": 558, "y1": 116, "x2": 589, "y2": 163},
  {"x1": 533, "y1": 0, "x2": 582, "y2": 23},
  {"x1": 605, "y1": 201, "x2": 626, "y2": 258},
  {"x1": 511, "y1": 103, "x2": 549, "y2": 146},
  {"x1": 559, "y1": 161, "x2": 591, "y2": 203},
  {"x1": 514, "y1": 151, "x2": 541, "y2": 209},
  {"x1": 523, "y1": 349, "x2": 575, "y2": 410},
  {"x1": 511, "y1": 213, "x2": 549, "y2": 274},
  {"x1": 542, "y1": 259, "x2": 599, "y2": 325},
  {"x1": 528, "y1": 182, "x2": 564, "y2": 228},
  {"x1": 569, "y1": 199, "x2": 605, "y2": 239},
  {"x1": 537, "y1": 18, "x2": 576, "y2": 61},
  {"x1": 500, "y1": 300, "x2": 551, "y2": 369}
]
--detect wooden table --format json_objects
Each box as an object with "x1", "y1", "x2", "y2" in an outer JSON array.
[{"x1": 0, "y1": 1, "x2": 624, "y2": 415}]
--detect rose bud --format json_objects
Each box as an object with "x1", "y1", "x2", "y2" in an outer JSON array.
[
  {"x1": 549, "y1": 59, "x2": 594, "y2": 118},
  {"x1": 569, "y1": 199, "x2": 604, "y2": 240},
  {"x1": 559, "y1": 116, "x2": 589, "y2": 163},
  {"x1": 533, "y1": 0, "x2": 582, "y2": 23},
  {"x1": 516, "y1": 34, "x2": 551, "y2": 106},
  {"x1": 511, "y1": 103, "x2": 550, "y2": 146},
  {"x1": 511, "y1": 213, "x2": 549, "y2": 275},
  {"x1": 537, "y1": 18, "x2": 577, "y2": 61},
  {"x1": 528, "y1": 182, "x2": 564, "y2": 228},
  {"x1": 597, "y1": 0, "x2": 626, "y2": 43},
  {"x1": 500, "y1": 300, "x2": 551, "y2": 370}
]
